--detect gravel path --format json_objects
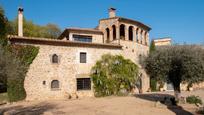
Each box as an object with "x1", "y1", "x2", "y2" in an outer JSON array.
[{"x1": 1, "y1": 89, "x2": 204, "y2": 115}]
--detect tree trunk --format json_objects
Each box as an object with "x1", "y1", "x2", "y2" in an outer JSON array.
[{"x1": 173, "y1": 82, "x2": 181, "y2": 102}]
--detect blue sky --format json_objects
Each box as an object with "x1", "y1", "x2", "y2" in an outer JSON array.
[{"x1": 0, "y1": 0, "x2": 204, "y2": 44}]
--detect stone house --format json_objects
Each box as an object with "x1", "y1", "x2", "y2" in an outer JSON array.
[
  {"x1": 153, "y1": 37, "x2": 172, "y2": 46},
  {"x1": 9, "y1": 8, "x2": 151, "y2": 101}
]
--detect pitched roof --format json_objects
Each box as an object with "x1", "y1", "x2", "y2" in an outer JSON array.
[{"x1": 8, "y1": 35, "x2": 122, "y2": 49}]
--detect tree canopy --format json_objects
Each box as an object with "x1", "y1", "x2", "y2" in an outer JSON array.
[
  {"x1": 91, "y1": 54, "x2": 139, "y2": 96},
  {"x1": 0, "y1": 7, "x2": 8, "y2": 46},
  {"x1": 0, "y1": 6, "x2": 40, "y2": 101},
  {"x1": 8, "y1": 18, "x2": 61, "y2": 39},
  {"x1": 149, "y1": 40, "x2": 156, "y2": 53},
  {"x1": 145, "y1": 45, "x2": 204, "y2": 94}
]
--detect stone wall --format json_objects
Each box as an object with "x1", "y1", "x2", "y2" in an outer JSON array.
[
  {"x1": 21, "y1": 34, "x2": 150, "y2": 101},
  {"x1": 23, "y1": 39, "x2": 150, "y2": 100},
  {"x1": 24, "y1": 44, "x2": 121, "y2": 101},
  {"x1": 119, "y1": 40, "x2": 150, "y2": 92}
]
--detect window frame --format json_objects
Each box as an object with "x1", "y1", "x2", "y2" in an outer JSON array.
[
  {"x1": 52, "y1": 54, "x2": 59, "y2": 64},
  {"x1": 51, "y1": 80, "x2": 60, "y2": 90},
  {"x1": 73, "y1": 34, "x2": 92, "y2": 43},
  {"x1": 80, "y1": 52, "x2": 87, "y2": 63},
  {"x1": 76, "y1": 78, "x2": 91, "y2": 91}
]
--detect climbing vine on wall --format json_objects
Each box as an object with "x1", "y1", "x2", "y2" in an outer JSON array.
[{"x1": 6, "y1": 45, "x2": 39, "y2": 102}]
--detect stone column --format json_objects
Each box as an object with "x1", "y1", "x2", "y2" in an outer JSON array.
[
  {"x1": 125, "y1": 25, "x2": 129, "y2": 41},
  {"x1": 104, "y1": 30, "x2": 107, "y2": 43},
  {"x1": 146, "y1": 32, "x2": 149, "y2": 45},
  {"x1": 110, "y1": 28, "x2": 113, "y2": 42},
  {"x1": 142, "y1": 30, "x2": 146, "y2": 45},
  {"x1": 133, "y1": 27, "x2": 137, "y2": 42},
  {"x1": 116, "y1": 26, "x2": 120, "y2": 40},
  {"x1": 116, "y1": 26, "x2": 120, "y2": 44},
  {"x1": 137, "y1": 28, "x2": 141, "y2": 43}
]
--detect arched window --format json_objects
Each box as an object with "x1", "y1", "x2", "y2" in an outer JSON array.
[
  {"x1": 128, "y1": 26, "x2": 133, "y2": 41},
  {"x1": 112, "y1": 25, "x2": 116, "y2": 40},
  {"x1": 106, "y1": 28, "x2": 110, "y2": 43},
  {"x1": 120, "y1": 24, "x2": 125, "y2": 40},
  {"x1": 51, "y1": 80, "x2": 59, "y2": 89},
  {"x1": 136, "y1": 28, "x2": 139, "y2": 42},
  {"x1": 52, "y1": 54, "x2": 58, "y2": 63}
]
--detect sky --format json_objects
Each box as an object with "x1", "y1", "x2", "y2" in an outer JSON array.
[{"x1": 0, "y1": 0, "x2": 204, "y2": 44}]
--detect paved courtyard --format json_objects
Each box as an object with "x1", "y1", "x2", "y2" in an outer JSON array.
[{"x1": 1, "y1": 89, "x2": 204, "y2": 115}]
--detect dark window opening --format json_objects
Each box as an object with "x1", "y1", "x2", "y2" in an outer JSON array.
[
  {"x1": 80, "y1": 52, "x2": 87, "y2": 63},
  {"x1": 106, "y1": 28, "x2": 110, "y2": 43},
  {"x1": 120, "y1": 24, "x2": 125, "y2": 40},
  {"x1": 73, "y1": 34, "x2": 92, "y2": 42},
  {"x1": 51, "y1": 80, "x2": 59, "y2": 89},
  {"x1": 112, "y1": 25, "x2": 116, "y2": 40},
  {"x1": 43, "y1": 81, "x2": 46, "y2": 85},
  {"x1": 129, "y1": 26, "x2": 133, "y2": 41},
  {"x1": 77, "y1": 78, "x2": 91, "y2": 90},
  {"x1": 52, "y1": 54, "x2": 58, "y2": 63},
  {"x1": 66, "y1": 35, "x2": 69, "y2": 40}
]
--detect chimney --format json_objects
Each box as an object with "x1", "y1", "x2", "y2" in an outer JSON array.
[
  {"x1": 18, "y1": 7, "x2": 23, "y2": 37},
  {"x1": 108, "y1": 8, "x2": 116, "y2": 18}
]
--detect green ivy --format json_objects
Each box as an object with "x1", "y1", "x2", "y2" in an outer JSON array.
[
  {"x1": 18, "y1": 45, "x2": 39, "y2": 65},
  {"x1": 7, "y1": 45, "x2": 39, "y2": 102}
]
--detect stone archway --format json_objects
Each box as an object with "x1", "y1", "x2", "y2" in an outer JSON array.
[
  {"x1": 128, "y1": 26, "x2": 133, "y2": 41},
  {"x1": 119, "y1": 24, "x2": 125, "y2": 40},
  {"x1": 106, "y1": 28, "x2": 110, "y2": 43}
]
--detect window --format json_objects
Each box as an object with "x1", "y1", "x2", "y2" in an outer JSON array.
[
  {"x1": 77, "y1": 78, "x2": 91, "y2": 90},
  {"x1": 106, "y1": 28, "x2": 110, "y2": 42},
  {"x1": 43, "y1": 81, "x2": 46, "y2": 85},
  {"x1": 73, "y1": 35, "x2": 92, "y2": 42},
  {"x1": 128, "y1": 26, "x2": 133, "y2": 41},
  {"x1": 52, "y1": 54, "x2": 58, "y2": 63},
  {"x1": 80, "y1": 52, "x2": 87, "y2": 63},
  {"x1": 120, "y1": 24, "x2": 125, "y2": 40},
  {"x1": 51, "y1": 80, "x2": 59, "y2": 89}
]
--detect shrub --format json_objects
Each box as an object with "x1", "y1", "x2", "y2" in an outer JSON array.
[
  {"x1": 150, "y1": 78, "x2": 157, "y2": 91},
  {"x1": 2, "y1": 45, "x2": 39, "y2": 102},
  {"x1": 91, "y1": 54, "x2": 139, "y2": 97},
  {"x1": 186, "y1": 95, "x2": 202, "y2": 105}
]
